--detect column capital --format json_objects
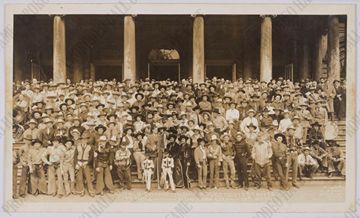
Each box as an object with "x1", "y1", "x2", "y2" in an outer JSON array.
[
  {"x1": 124, "y1": 14, "x2": 137, "y2": 18},
  {"x1": 50, "y1": 15, "x2": 66, "y2": 18},
  {"x1": 260, "y1": 15, "x2": 276, "y2": 19},
  {"x1": 191, "y1": 14, "x2": 204, "y2": 18}
]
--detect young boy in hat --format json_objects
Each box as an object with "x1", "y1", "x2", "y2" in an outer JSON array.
[
  {"x1": 298, "y1": 147, "x2": 318, "y2": 179},
  {"x1": 114, "y1": 141, "x2": 132, "y2": 190},
  {"x1": 142, "y1": 153, "x2": 154, "y2": 192},
  {"x1": 160, "y1": 149, "x2": 176, "y2": 192},
  {"x1": 94, "y1": 136, "x2": 115, "y2": 195},
  {"x1": 28, "y1": 140, "x2": 47, "y2": 196}
]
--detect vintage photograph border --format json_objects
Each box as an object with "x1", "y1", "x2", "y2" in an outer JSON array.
[{"x1": 2, "y1": 2, "x2": 357, "y2": 213}]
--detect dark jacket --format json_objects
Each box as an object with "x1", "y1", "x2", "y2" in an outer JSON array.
[{"x1": 233, "y1": 139, "x2": 251, "y2": 158}]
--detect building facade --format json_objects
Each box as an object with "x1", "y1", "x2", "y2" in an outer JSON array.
[{"x1": 13, "y1": 15, "x2": 346, "y2": 83}]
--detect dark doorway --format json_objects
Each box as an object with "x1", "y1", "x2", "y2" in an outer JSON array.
[
  {"x1": 149, "y1": 63, "x2": 180, "y2": 81},
  {"x1": 95, "y1": 65, "x2": 122, "y2": 81},
  {"x1": 206, "y1": 65, "x2": 232, "y2": 80}
]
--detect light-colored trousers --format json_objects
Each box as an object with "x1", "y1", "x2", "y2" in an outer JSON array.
[
  {"x1": 197, "y1": 162, "x2": 208, "y2": 188},
  {"x1": 30, "y1": 165, "x2": 47, "y2": 195},
  {"x1": 209, "y1": 159, "x2": 220, "y2": 188},
  {"x1": 63, "y1": 163, "x2": 75, "y2": 195},
  {"x1": 95, "y1": 166, "x2": 114, "y2": 194},
  {"x1": 133, "y1": 152, "x2": 145, "y2": 180},
  {"x1": 48, "y1": 164, "x2": 65, "y2": 196},
  {"x1": 222, "y1": 156, "x2": 236, "y2": 186},
  {"x1": 162, "y1": 168, "x2": 175, "y2": 191},
  {"x1": 75, "y1": 164, "x2": 95, "y2": 195},
  {"x1": 144, "y1": 169, "x2": 153, "y2": 190}
]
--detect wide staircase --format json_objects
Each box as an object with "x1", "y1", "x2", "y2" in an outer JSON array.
[
  {"x1": 131, "y1": 120, "x2": 347, "y2": 187},
  {"x1": 13, "y1": 121, "x2": 346, "y2": 190}
]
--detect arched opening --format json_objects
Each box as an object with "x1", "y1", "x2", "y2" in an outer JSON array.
[{"x1": 147, "y1": 49, "x2": 180, "y2": 81}]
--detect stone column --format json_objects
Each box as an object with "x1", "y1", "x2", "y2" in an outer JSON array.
[
  {"x1": 243, "y1": 57, "x2": 252, "y2": 80},
  {"x1": 53, "y1": 15, "x2": 66, "y2": 83},
  {"x1": 314, "y1": 33, "x2": 328, "y2": 80},
  {"x1": 123, "y1": 15, "x2": 136, "y2": 82},
  {"x1": 300, "y1": 40, "x2": 310, "y2": 80},
  {"x1": 83, "y1": 47, "x2": 90, "y2": 80},
  {"x1": 73, "y1": 53, "x2": 83, "y2": 82},
  {"x1": 260, "y1": 16, "x2": 272, "y2": 82},
  {"x1": 90, "y1": 63, "x2": 96, "y2": 80},
  {"x1": 327, "y1": 15, "x2": 340, "y2": 83},
  {"x1": 192, "y1": 15, "x2": 205, "y2": 83},
  {"x1": 232, "y1": 63, "x2": 237, "y2": 82}
]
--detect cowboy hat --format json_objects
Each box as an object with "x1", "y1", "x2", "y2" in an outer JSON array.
[
  {"x1": 107, "y1": 113, "x2": 117, "y2": 120},
  {"x1": 31, "y1": 139, "x2": 42, "y2": 146},
  {"x1": 247, "y1": 109, "x2": 256, "y2": 115},
  {"x1": 28, "y1": 119, "x2": 37, "y2": 125},
  {"x1": 247, "y1": 122, "x2": 257, "y2": 129},
  {"x1": 210, "y1": 135, "x2": 219, "y2": 141},
  {"x1": 70, "y1": 128, "x2": 81, "y2": 136},
  {"x1": 123, "y1": 125, "x2": 134, "y2": 133},
  {"x1": 303, "y1": 146, "x2": 310, "y2": 151},
  {"x1": 220, "y1": 133, "x2": 231, "y2": 140},
  {"x1": 64, "y1": 139, "x2": 74, "y2": 145},
  {"x1": 95, "y1": 124, "x2": 107, "y2": 132},
  {"x1": 65, "y1": 98, "x2": 75, "y2": 105},
  {"x1": 179, "y1": 125, "x2": 190, "y2": 131},
  {"x1": 287, "y1": 125, "x2": 296, "y2": 131},
  {"x1": 99, "y1": 135, "x2": 107, "y2": 142},
  {"x1": 178, "y1": 135, "x2": 189, "y2": 141},
  {"x1": 167, "y1": 134, "x2": 177, "y2": 141},
  {"x1": 274, "y1": 133, "x2": 286, "y2": 143},
  {"x1": 197, "y1": 138, "x2": 207, "y2": 144},
  {"x1": 135, "y1": 92, "x2": 144, "y2": 99}
]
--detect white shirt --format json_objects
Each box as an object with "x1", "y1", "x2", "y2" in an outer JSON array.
[
  {"x1": 240, "y1": 116, "x2": 259, "y2": 133},
  {"x1": 225, "y1": 109, "x2": 240, "y2": 122},
  {"x1": 252, "y1": 141, "x2": 273, "y2": 166},
  {"x1": 298, "y1": 153, "x2": 318, "y2": 166},
  {"x1": 278, "y1": 118, "x2": 293, "y2": 133}
]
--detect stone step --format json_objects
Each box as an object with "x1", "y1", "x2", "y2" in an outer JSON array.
[{"x1": 128, "y1": 176, "x2": 345, "y2": 188}]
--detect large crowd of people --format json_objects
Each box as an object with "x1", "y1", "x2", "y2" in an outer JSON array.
[{"x1": 12, "y1": 76, "x2": 346, "y2": 199}]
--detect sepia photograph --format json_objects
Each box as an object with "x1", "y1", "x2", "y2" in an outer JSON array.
[{"x1": 2, "y1": 1, "x2": 357, "y2": 215}]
